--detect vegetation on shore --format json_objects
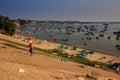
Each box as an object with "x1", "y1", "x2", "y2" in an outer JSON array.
[
  {"x1": 0, "y1": 15, "x2": 15, "y2": 36},
  {"x1": 0, "y1": 15, "x2": 37, "y2": 36}
]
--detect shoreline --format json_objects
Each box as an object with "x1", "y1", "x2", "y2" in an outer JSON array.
[
  {"x1": 16, "y1": 29, "x2": 120, "y2": 57},
  {"x1": 14, "y1": 34, "x2": 120, "y2": 63},
  {"x1": 34, "y1": 37, "x2": 120, "y2": 57}
]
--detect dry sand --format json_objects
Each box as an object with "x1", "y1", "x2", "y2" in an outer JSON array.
[{"x1": 0, "y1": 34, "x2": 120, "y2": 80}]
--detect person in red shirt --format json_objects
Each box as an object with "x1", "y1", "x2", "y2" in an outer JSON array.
[{"x1": 29, "y1": 40, "x2": 33, "y2": 55}]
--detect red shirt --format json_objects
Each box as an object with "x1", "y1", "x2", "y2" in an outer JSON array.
[{"x1": 29, "y1": 41, "x2": 33, "y2": 48}]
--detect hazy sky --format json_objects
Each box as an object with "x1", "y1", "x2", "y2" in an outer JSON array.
[{"x1": 0, "y1": 0, "x2": 120, "y2": 21}]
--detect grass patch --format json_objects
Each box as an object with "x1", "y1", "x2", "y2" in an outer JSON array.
[
  {"x1": 34, "y1": 47, "x2": 50, "y2": 53},
  {"x1": 71, "y1": 56, "x2": 109, "y2": 70},
  {"x1": 0, "y1": 38, "x2": 28, "y2": 48},
  {"x1": 71, "y1": 56, "x2": 90, "y2": 65},
  {"x1": 51, "y1": 49, "x2": 69, "y2": 58}
]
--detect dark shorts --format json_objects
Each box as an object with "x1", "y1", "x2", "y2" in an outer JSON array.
[{"x1": 29, "y1": 48, "x2": 33, "y2": 54}]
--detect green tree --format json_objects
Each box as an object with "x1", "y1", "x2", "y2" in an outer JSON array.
[
  {"x1": 0, "y1": 15, "x2": 15, "y2": 36},
  {"x1": 17, "y1": 19, "x2": 27, "y2": 25}
]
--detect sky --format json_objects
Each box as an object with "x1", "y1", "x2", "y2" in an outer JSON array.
[{"x1": 0, "y1": 0, "x2": 120, "y2": 22}]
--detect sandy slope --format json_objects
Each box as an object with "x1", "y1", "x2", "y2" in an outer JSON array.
[
  {"x1": 0, "y1": 60, "x2": 83, "y2": 80},
  {"x1": 0, "y1": 34, "x2": 120, "y2": 80}
]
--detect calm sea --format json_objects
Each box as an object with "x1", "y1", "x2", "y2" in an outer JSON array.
[{"x1": 17, "y1": 22, "x2": 120, "y2": 56}]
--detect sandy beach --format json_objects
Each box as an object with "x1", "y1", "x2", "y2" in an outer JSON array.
[{"x1": 0, "y1": 34, "x2": 120, "y2": 80}]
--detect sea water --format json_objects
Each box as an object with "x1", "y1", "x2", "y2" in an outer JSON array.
[{"x1": 17, "y1": 22, "x2": 120, "y2": 56}]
